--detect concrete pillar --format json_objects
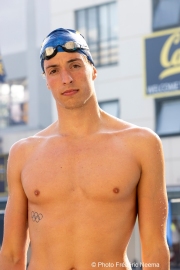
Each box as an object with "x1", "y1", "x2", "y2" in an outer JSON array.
[{"x1": 26, "y1": 0, "x2": 39, "y2": 128}]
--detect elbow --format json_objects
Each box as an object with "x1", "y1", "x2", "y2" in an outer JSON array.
[
  {"x1": 142, "y1": 243, "x2": 170, "y2": 269},
  {"x1": 0, "y1": 250, "x2": 26, "y2": 268}
]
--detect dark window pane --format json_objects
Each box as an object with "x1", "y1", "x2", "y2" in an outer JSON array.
[
  {"x1": 76, "y1": 10, "x2": 86, "y2": 39},
  {"x1": 153, "y1": 0, "x2": 180, "y2": 30},
  {"x1": 0, "y1": 155, "x2": 8, "y2": 195},
  {"x1": 87, "y1": 7, "x2": 98, "y2": 43},
  {"x1": 156, "y1": 98, "x2": 180, "y2": 136},
  {"x1": 0, "y1": 79, "x2": 28, "y2": 128},
  {"x1": 99, "y1": 5, "x2": 108, "y2": 41},
  {"x1": 0, "y1": 213, "x2": 5, "y2": 246},
  {"x1": 75, "y1": 2, "x2": 118, "y2": 67},
  {"x1": 109, "y1": 2, "x2": 118, "y2": 39},
  {"x1": 99, "y1": 100, "x2": 120, "y2": 118}
]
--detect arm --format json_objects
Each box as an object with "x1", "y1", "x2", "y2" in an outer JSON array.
[
  {"x1": 137, "y1": 129, "x2": 170, "y2": 270},
  {"x1": 0, "y1": 141, "x2": 29, "y2": 270}
]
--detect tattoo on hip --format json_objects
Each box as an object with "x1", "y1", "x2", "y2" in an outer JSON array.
[{"x1": 31, "y1": 211, "x2": 43, "y2": 223}]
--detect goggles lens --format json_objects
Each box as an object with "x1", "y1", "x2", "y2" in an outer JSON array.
[
  {"x1": 62, "y1": 41, "x2": 80, "y2": 50},
  {"x1": 45, "y1": 47, "x2": 56, "y2": 57},
  {"x1": 42, "y1": 41, "x2": 89, "y2": 60}
]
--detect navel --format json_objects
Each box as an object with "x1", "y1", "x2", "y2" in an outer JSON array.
[
  {"x1": 70, "y1": 268, "x2": 76, "y2": 270},
  {"x1": 34, "y1": 190, "x2": 40, "y2": 196},
  {"x1": 113, "y1": 187, "x2": 119, "y2": 194}
]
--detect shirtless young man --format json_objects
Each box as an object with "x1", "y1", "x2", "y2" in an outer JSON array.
[{"x1": 0, "y1": 28, "x2": 170, "y2": 270}]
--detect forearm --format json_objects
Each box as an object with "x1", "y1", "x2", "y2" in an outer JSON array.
[
  {"x1": 142, "y1": 245, "x2": 170, "y2": 270},
  {"x1": 0, "y1": 253, "x2": 26, "y2": 270}
]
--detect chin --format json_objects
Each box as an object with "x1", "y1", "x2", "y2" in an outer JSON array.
[
  {"x1": 65, "y1": 102, "x2": 87, "y2": 110},
  {"x1": 58, "y1": 100, "x2": 86, "y2": 110},
  {"x1": 62, "y1": 96, "x2": 92, "y2": 110}
]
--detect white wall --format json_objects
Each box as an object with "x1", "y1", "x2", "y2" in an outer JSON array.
[{"x1": 0, "y1": 0, "x2": 51, "y2": 55}]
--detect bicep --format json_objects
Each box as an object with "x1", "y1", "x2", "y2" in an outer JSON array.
[
  {"x1": 137, "y1": 132, "x2": 168, "y2": 248},
  {"x1": 1, "y1": 143, "x2": 29, "y2": 259}
]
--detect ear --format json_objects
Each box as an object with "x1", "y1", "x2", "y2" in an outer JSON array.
[
  {"x1": 46, "y1": 82, "x2": 50, "y2": 89},
  {"x1": 92, "y1": 66, "x2": 97, "y2": 80}
]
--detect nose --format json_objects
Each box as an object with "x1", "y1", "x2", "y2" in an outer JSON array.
[{"x1": 61, "y1": 69, "x2": 73, "y2": 84}]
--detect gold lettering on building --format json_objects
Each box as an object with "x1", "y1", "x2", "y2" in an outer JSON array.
[
  {"x1": 0, "y1": 62, "x2": 4, "y2": 75},
  {"x1": 159, "y1": 31, "x2": 180, "y2": 80}
]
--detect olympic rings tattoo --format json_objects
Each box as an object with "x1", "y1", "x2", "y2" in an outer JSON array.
[{"x1": 31, "y1": 211, "x2": 43, "y2": 223}]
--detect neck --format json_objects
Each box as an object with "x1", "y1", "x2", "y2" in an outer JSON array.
[{"x1": 55, "y1": 95, "x2": 102, "y2": 137}]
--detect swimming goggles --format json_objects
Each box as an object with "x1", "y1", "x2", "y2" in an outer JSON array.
[{"x1": 41, "y1": 41, "x2": 89, "y2": 60}]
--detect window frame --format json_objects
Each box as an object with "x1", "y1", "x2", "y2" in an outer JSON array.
[
  {"x1": 155, "y1": 96, "x2": 180, "y2": 137},
  {"x1": 152, "y1": 0, "x2": 180, "y2": 32},
  {"x1": 75, "y1": 1, "x2": 118, "y2": 68},
  {"x1": 99, "y1": 99, "x2": 120, "y2": 118},
  {"x1": 0, "y1": 154, "x2": 8, "y2": 195},
  {"x1": 0, "y1": 78, "x2": 28, "y2": 128}
]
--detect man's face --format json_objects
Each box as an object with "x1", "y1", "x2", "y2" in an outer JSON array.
[{"x1": 44, "y1": 52, "x2": 97, "y2": 110}]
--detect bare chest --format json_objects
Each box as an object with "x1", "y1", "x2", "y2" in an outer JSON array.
[{"x1": 21, "y1": 139, "x2": 140, "y2": 204}]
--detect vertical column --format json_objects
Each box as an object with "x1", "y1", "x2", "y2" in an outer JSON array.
[{"x1": 26, "y1": 0, "x2": 39, "y2": 128}]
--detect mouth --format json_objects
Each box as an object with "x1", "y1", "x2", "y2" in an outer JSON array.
[{"x1": 62, "y1": 89, "x2": 79, "y2": 96}]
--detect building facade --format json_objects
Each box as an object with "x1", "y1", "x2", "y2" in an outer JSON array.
[
  {"x1": 0, "y1": 0, "x2": 180, "y2": 267},
  {"x1": 0, "y1": 0, "x2": 53, "y2": 249}
]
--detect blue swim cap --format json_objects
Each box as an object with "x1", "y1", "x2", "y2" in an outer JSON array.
[{"x1": 40, "y1": 28, "x2": 94, "y2": 72}]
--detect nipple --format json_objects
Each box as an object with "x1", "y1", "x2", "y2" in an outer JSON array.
[
  {"x1": 113, "y1": 187, "x2": 119, "y2": 194},
  {"x1": 34, "y1": 190, "x2": 40, "y2": 196}
]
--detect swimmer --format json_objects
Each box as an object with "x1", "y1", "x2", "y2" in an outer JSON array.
[{"x1": 0, "y1": 28, "x2": 170, "y2": 269}]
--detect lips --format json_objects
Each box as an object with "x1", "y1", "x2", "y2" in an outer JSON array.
[{"x1": 62, "y1": 89, "x2": 79, "y2": 96}]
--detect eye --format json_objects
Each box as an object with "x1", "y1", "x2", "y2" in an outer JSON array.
[
  {"x1": 49, "y1": 69, "x2": 58, "y2": 75},
  {"x1": 69, "y1": 61, "x2": 82, "y2": 70},
  {"x1": 72, "y1": 64, "x2": 81, "y2": 69}
]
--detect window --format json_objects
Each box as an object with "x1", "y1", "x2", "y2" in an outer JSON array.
[
  {"x1": 0, "y1": 211, "x2": 4, "y2": 246},
  {"x1": 155, "y1": 97, "x2": 180, "y2": 136},
  {"x1": 0, "y1": 197, "x2": 7, "y2": 246},
  {"x1": 75, "y1": 1, "x2": 118, "y2": 67},
  {"x1": 0, "y1": 79, "x2": 28, "y2": 128},
  {"x1": 99, "y1": 99, "x2": 120, "y2": 118},
  {"x1": 0, "y1": 155, "x2": 8, "y2": 195},
  {"x1": 153, "y1": 0, "x2": 180, "y2": 31},
  {"x1": 166, "y1": 188, "x2": 180, "y2": 268}
]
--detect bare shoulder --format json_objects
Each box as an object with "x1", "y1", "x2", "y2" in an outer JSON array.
[
  {"x1": 122, "y1": 120, "x2": 162, "y2": 154},
  {"x1": 126, "y1": 125, "x2": 163, "y2": 165},
  {"x1": 102, "y1": 112, "x2": 163, "y2": 165},
  {"x1": 9, "y1": 135, "x2": 40, "y2": 161},
  {"x1": 125, "y1": 123, "x2": 161, "y2": 147},
  {"x1": 103, "y1": 111, "x2": 161, "y2": 145},
  {"x1": 8, "y1": 122, "x2": 57, "y2": 167}
]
